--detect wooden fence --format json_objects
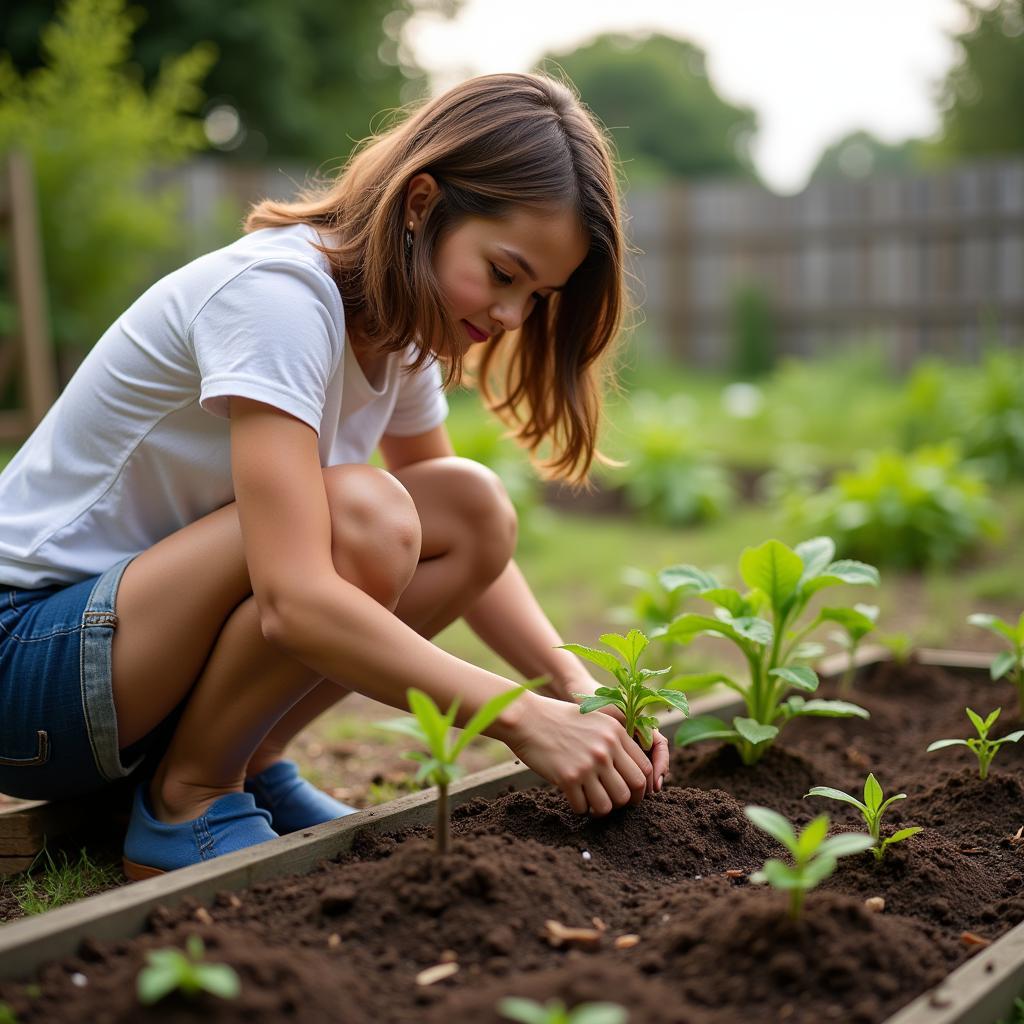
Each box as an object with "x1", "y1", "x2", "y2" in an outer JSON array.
[{"x1": 169, "y1": 154, "x2": 1024, "y2": 371}]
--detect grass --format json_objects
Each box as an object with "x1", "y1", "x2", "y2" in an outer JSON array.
[{"x1": 2, "y1": 845, "x2": 122, "y2": 917}]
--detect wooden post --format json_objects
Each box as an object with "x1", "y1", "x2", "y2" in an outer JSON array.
[{"x1": 0, "y1": 150, "x2": 57, "y2": 442}]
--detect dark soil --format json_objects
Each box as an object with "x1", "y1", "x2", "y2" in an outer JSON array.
[{"x1": 2, "y1": 659, "x2": 1022, "y2": 1023}]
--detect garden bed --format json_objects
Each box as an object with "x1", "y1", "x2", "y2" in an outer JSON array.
[{"x1": 1, "y1": 650, "x2": 1022, "y2": 1023}]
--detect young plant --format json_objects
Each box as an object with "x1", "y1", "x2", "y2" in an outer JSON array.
[
  {"x1": 499, "y1": 997, "x2": 627, "y2": 1024},
  {"x1": 826, "y1": 603, "x2": 879, "y2": 693},
  {"x1": 659, "y1": 537, "x2": 875, "y2": 765},
  {"x1": 927, "y1": 707, "x2": 1024, "y2": 780},
  {"x1": 745, "y1": 806, "x2": 874, "y2": 920},
  {"x1": 559, "y1": 629, "x2": 688, "y2": 750},
  {"x1": 968, "y1": 611, "x2": 1024, "y2": 717},
  {"x1": 0, "y1": 1002, "x2": 17, "y2": 1024},
  {"x1": 805, "y1": 773, "x2": 923, "y2": 861},
  {"x1": 378, "y1": 684, "x2": 531, "y2": 854},
  {"x1": 136, "y1": 935, "x2": 240, "y2": 1005}
]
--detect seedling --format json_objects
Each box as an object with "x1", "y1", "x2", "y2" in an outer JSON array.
[
  {"x1": 658, "y1": 537, "x2": 875, "y2": 764},
  {"x1": 499, "y1": 997, "x2": 627, "y2": 1024},
  {"x1": 558, "y1": 629, "x2": 688, "y2": 749},
  {"x1": 136, "y1": 935, "x2": 240, "y2": 1005},
  {"x1": 826, "y1": 603, "x2": 879, "y2": 692},
  {"x1": 379, "y1": 684, "x2": 531, "y2": 854},
  {"x1": 927, "y1": 707, "x2": 1024, "y2": 780},
  {"x1": 968, "y1": 611, "x2": 1024, "y2": 716},
  {"x1": 0, "y1": 1002, "x2": 17, "y2": 1024},
  {"x1": 805, "y1": 773, "x2": 923, "y2": 861},
  {"x1": 745, "y1": 806, "x2": 874, "y2": 920}
]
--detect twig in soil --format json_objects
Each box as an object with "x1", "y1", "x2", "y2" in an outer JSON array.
[
  {"x1": 960, "y1": 931, "x2": 992, "y2": 948},
  {"x1": 415, "y1": 962, "x2": 459, "y2": 986},
  {"x1": 544, "y1": 920, "x2": 604, "y2": 948}
]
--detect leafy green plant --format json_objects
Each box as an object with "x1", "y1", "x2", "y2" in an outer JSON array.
[
  {"x1": 0, "y1": 1001, "x2": 17, "y2": 1024},
  {"x1": 136, "y1": 935, "x2": 240, "y2": 1005},
  {"x1": 499, "y1": 997, "x2": 627, "y2": 1024},
  {"x1": 603, "y1": 391, "x2": 734, "y2": 526},
  {"x1": 659, "y1": 537, "x2": 874, "y2": 765},
  {"x1": 968, "y1": 611, "x2": 1024, "y2": 717},
  {"x1": 0, "y1": 0, "x2": 214, "y2": 359},
  {"x1": 792, "y1": 444, "x2": 999, "y2": 569},
  {"x1": 962, "y1": 349, "x2": 1024, "y2": 485},
  {"x1": 378, "y1": 685, "x2": 531, "y2": 854},
  {"x1": 927, "y1": 707, "x2": 1024, "y2": 780},
  {"x1": 805, "y1": 773, "x2": 923, "y2": 861},
  {"x1": 745, "y1": 806, "x2": 874, "y2": 920},
  {"x1": 559, "y1": 629, "x2": 688, "y2": 750},
  {"x1": 826, "y1": 603, "x2": 879, "y2": 693}
]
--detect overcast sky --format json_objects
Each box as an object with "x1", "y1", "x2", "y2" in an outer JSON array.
[{"x1": 405, "y1": 0, "x2": 972, "y2": 194}]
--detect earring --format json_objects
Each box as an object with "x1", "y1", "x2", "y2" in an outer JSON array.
[{"x1": 404, "y1": 221, "x2": 414, "y2": 262}]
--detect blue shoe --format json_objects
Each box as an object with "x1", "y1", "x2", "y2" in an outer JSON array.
[
  {"x1": 123, "y1": 783, "x2": 278, "y2": 880},
  {"x1": 244, "y1": 759, "x2": 357, "y2": 834}
]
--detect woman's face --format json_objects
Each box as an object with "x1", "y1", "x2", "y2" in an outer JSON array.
[{"x1": 429, "y1": 205, "x2": 589, "y2": 349}]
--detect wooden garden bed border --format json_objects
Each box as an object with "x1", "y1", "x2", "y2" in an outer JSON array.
[{"x1": 1, "y1": 647, "x2": 1021, "y2": 1023}]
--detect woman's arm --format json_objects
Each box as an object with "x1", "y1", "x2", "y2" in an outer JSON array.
[{"x1": 233, "y1": 399, "x2": 655, "y2": 814}]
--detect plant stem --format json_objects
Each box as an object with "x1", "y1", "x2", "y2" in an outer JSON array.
[
  {"x1": 788, "y1": 888, "x2": 803, "y2": 921},
  {"x1": 437, "y1": 783, "x2": 450, "y2": 856}
]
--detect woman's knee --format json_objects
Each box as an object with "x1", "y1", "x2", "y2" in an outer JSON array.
[
  {"x1": 436, "y1": 457, "x2": 518, "y2": 583},
  {"x1": 322, "y1": 464, "x2": 421, "y2": 608}
]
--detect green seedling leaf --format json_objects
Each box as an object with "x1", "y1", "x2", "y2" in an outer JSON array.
[
  {"x1": 673, "y1": 715, "x2": 738, "y2": 747},
  {"x1": 928, "y1": 706, "x2": 1024, "y2": 780},
  {"x1": 558, "y1": 643, "x2": 621, "y2": 676},
  {"x1": 805, "y1": 786, "x2": 866, "y2": 812},
  {"x1": 769, "y1": 665, "x2": 819, "y2": 692},
  {"x1": 599, "y1": 630, "x2": 648, "y2": 670},
  {"x1": 795, "y1": 536, "x2": 836, "y2": 582},
  {"x1": 136, "y1": 936, "x2": 240, "y2": 1006},
  {"x1": 817, "y1": 833, "x2": 877, "y2": 859},
  {"x1": 926, "y1": 738, "x2": 969, "y2": 751},
  {"x1": 734, "y1": 718, "x2": 779, "y2": 745},
  {"x1": 744, "y1": 806, "x2": 798, "y2": 853},
  {"x1": 991, "y1": 650, "x2": 1017, "y2": 681},
  {"x1": 658, "y1": 565, "x2": 719, "y2": 594},
  {"x1": 968, "y1": 612, "x2": 1017, "y2": 642},
  {"x1": 499, "y1": 997, "x2": 628, "y2": 1024},
  {"x1": 796, "y1": 815, "x2": 830, "y2": 859},
  {"x1": 740, "y1": 540, "x2": 804, "y2": 612},
  {"x1": 701, "y1": 587, "x2": 748, "y2": 616},
  {"x1": 577, "y1": 694, "x2": 622, "y2": 715},
  {"x1": 451, "y1": 686, "x2": 531, "y2": 759},
  {"x1": 655, "y1": 689, "x2": 690, "y2": 714},
  {"x1": 887, "y1": 827, "x2": 925, "y2": 845},
  {"x1": 787, "y1": 698, "x2": 870, "y2": 719}
]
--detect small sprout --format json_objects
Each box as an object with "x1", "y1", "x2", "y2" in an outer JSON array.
[
  {"x1": 969, "y1": 611, "x2": 1024, "y2": 717},
  {"x1": 0, "y1": 1003, "x2": 17, "y2": 1024},
  {"x1": 745, "y1": 805, "x2": 874, "y2": 920},
  {"x1": 378, "y1": 684, "x2": 531, "y2": 855},
  {"x1": 136, "y1": 935, "x2": 240, "y2": 1005},
  {"x1": 825, "y1": 603, "x2": 879, "y2": 692},
  {"x1": 805, "y1": 773, "x2": 923, "y2": 861},
  {"x1": 559, "y1": 628, "x2": 687, "y2": 749},
  {"x1": 499, "y1": 996, "x2": 628, "y2": 1024},
  {"x1": 927, "y1": 707, "x2": 1024, "y2": 780}
]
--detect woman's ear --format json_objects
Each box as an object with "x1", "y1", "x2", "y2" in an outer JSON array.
[{"x1": 403, "y1": 173, "x2": 441, "y2": 229}]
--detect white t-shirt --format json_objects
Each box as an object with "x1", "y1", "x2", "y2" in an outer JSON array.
[{"x1": 0, "y1": 223, "x2": 449, "y2": 589}]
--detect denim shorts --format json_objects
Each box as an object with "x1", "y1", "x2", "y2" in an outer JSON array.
[{"x1": 0, "y1": 554, "x2": 165, "y2": 801}]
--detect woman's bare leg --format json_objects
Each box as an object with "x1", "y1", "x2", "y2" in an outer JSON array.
[
  {"x1": 111, "y1": 463, "x2": 422, "y2": 823},
  {"x1": 244, "y1": 457, "x2": 518, "y2": 776}
]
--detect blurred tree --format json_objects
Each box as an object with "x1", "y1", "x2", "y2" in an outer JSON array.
[
  {"x1": 0, "y1": 0, "x2": 213, "y2": 363},
  {"x1": 809, "y1": 130, "x2": 929, "y2": 181},
  {"x1": 539, "y1": 33, "x2": 758, "y2": 184},
  {"x1": 938, "y1": 0, "x2": 1024, "y2": 157},
  {"x1": 2, "y1": 0, "x2": 452, "y2": 164}
]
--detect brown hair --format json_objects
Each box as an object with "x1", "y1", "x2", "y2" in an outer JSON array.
[{"x1": 246, "y1": 72, "x2": 628, "y2": 482}]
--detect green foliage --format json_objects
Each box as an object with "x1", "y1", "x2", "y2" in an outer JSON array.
[
  {"x1": 659, "y1": 537, "x2": 875, "y2": 765},
  {"x1": 2, "y1": 0, "x2": 433, "y2": 165},
  {"x1": 809, "y1": 129, "x2": 929, "y2": 182},
  {"x1": 378, "y1": 684, "x2": 531, "y2": 853},
  {"x1": 136, "y1": 935, "x2": 240, "y2": 1005},
  {"x1": 560, "y1": 629, "x2": 688, "y2": 750},
  {"x1": 539, "y1": 33, "x2": 757, "y2": 183},
  {"x1": 0, "y1": 1002, "x2": 17, "y2": 1024},
  {"x1": 793, "y1": 444, "x2": 999, "y2": 569},
  {"x1": 805, "y1": 773, "x2": 923, "y2": 861},
  {"x1": 499, "y1": 997, "x2": 627, "y2": 1024},
  {"x1": 0, "y1": 0, "x2": 214, "y2": 353},
  {"x1": 927, "y1": 706, "x2": 1024, "y2": 780},
  {"x1": 729, "y1": 280, "x2": 775, "y2": 378},
  {"x1": 938, "y1": 0, "x2": 1024, "y2": 159},
  {"x1": 745, "y1": 806, "x2": 874, "y2": 920},
  {"x1": 969, "y1": 610, "x2": 1024, "y2": 715},
  {"x1": 602, "y1": 391, "x2": 734, "y2": 526},
  {"x1": 997, "y1": 996, "x2": 1024, "y2": 1024}
]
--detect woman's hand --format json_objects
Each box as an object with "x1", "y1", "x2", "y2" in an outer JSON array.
[
  {"x1": 558, "y1": 672, "x2": 670, "y2": 795},
  {"x1": 505, "y1": 692, "x2": 656, "y2": 816}
]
